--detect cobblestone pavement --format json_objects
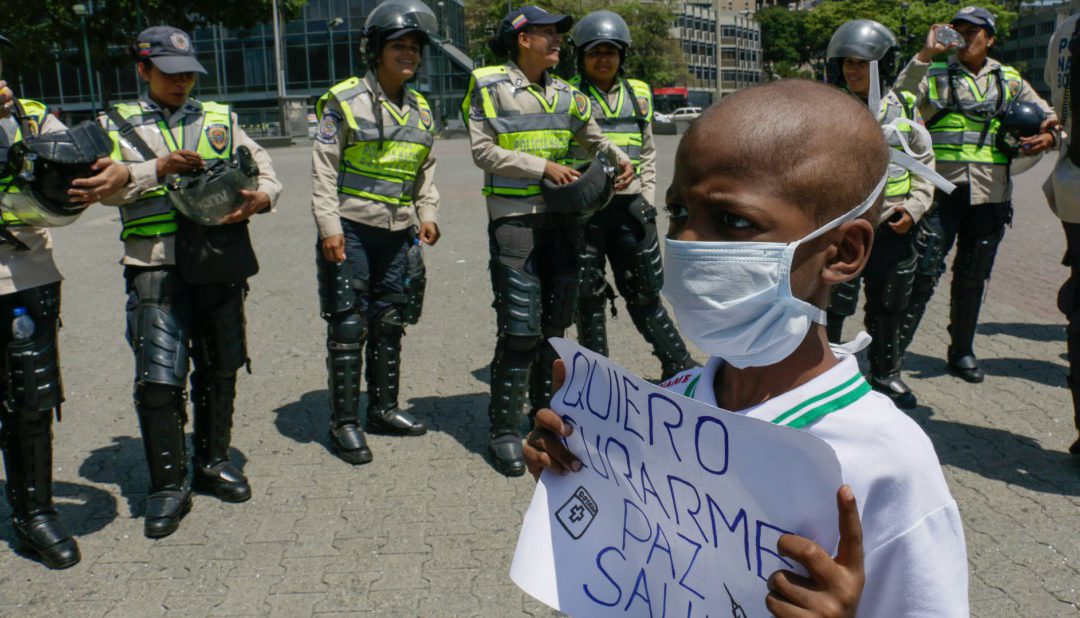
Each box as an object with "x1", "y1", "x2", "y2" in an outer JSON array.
[{"x1": 0, "y1": 136, "x2": 1078, "y2": 617}]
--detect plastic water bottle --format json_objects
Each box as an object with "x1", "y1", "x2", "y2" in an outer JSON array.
[
  {"x1": 935, "y1": 26, "x2": 966, "y2": 50},
  {"x1": 12, "y1": 307, "x2": 34, "y2": 341},
  {"x1": 404, "y1": 237, "x2": 423, "y2": 288}
]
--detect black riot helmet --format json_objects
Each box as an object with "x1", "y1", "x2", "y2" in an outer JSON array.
[
  {"x1": 166, "y1": 146, "x2": 260, "y2": 226},
  {"x1": 996, "y1": 99, "x2": 1046, "y2": 160},
  {"x1": 3, "y1": 121, "x2": 113, "y2": 227},
  {"x1": 540, "y1": 151, "x2": 616, "y2": 219},
  {"x1": 825, "y1": 19, "x2": 900, "y2": 92},
  {"x1": 571, "y1": 10, "x2": 632, "y2": 70},
  {"x1": 362, "y1": 0, "x2": 438, "y2": 61}
]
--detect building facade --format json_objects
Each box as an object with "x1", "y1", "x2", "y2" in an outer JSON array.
[
  {"x1": 717, "y1": 10, "x2": 762, "y2": 98},
  {"x1": 16, "y1": 0, "x2": 472, "y2": 132},
  {"x1": 997, "y1": 0, "x2": 1072, "y2": 99},
  {"x1": 671, "y1": 2, "x2": 763, "y2": 108}
]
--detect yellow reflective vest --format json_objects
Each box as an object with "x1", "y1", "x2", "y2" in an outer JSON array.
[
  {"x1": 925, "y1": 61, "x2": 1022, "y2": 165},
  {"x1": 317, "y1": 77, "x2": 435, "y2": 207},
  {"x1": 567, "y1": 76, "x2": 651, "y2": 174},
  {"x1": 106, "y1": 100, "x2": 233, "y2": 239},
  {"x1": 0, "y1": 99, "x2": 49, "y2": 226},
  {"x1": 881, "y1": 91, "x2": 918, "y2": 198},
  {"x1": 461, "y1": 65, "x2": 591, "y2": 198}
]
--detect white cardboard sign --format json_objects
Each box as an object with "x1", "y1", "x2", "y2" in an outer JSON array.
[{"x1": 511, "y1": 339, "x2": 844, "y2": 617}]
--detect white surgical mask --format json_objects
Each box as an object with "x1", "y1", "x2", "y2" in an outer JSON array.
[{"x1": 661, "y1": 175, "x2": 887, "y2": 368}]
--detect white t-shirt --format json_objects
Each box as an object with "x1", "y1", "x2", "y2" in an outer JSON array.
[{"x1": 659, "y1": 352, "x2": 969, "y2": 617}]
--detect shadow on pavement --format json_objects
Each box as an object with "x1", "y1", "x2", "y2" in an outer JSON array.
[
  {"x1": 470, "y1": 366, "x2": 491, "y2": 386},
  {"x1": 906, "y1": 351, "x2": 1067, "y2": 389},
  {"x1": 79, "y1": 434, "x2": 248, "y2": 517},
  {"x1": 910, "y1": 405, "x2": 1080, "y2": 497},
  {"x1": 978, "y1": 321, "x2": 1065, "y2": 343},
  {"x1": 273, "y1": 390, "x2": 338, "y2": 459},
  {"x1": 0, "y1": 481, "x2": 118, "y2": 562}
]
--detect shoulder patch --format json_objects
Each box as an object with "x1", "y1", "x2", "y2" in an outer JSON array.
[
  {"x1": 205, "y1": 123, "x2": 229, "y2": 154},
  {"x1": 418, "y1": 107, "x2": 433, "y2": 130},
  {"x1": 1007, "y1": 78, "x2": 1022, "y2": 97},
  {"x1": 317, "y1": 110, "x2": 343, "y2": 144},
  {"x1": 573, "y1": 92, "x2": 589, "y2": 117}
]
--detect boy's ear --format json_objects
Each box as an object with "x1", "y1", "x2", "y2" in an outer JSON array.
[{"x1": 822, "y1": 218, "x2": 874, "y2": 285}]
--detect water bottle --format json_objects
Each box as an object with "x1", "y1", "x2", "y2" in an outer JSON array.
[
  {"x1": 403, "y1": 237, "x2": 423, "y2": 289},
  {"x1": 935, "y1": 26, "x2": 966, "y2": 49},
  {"x1": 11, "y1": 307, "x2": 34, "y2": 341}
]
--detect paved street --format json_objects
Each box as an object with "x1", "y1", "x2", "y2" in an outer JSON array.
[{"x1": 0, "y1": 135, "x2": 1078, "y2": 617}]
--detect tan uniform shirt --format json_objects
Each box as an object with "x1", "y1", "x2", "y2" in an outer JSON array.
[
  {"x1": 584, "y1": 80, "x2": 656, "y2": 205},
  {"x1": 466, "y1": 61, "x2": 631, "y2": 220},
  {"x1": 311, "y1": 72, "x2": 438, "y2": 239},
  {"x1": 0, "y1": 111, "x2": 65, "y2": 295},
  {"x1": 879, "y1": 89, "x2": 935, "y2": 225},
  {"x1": 896, "y1": 55, "x2": 1056, "y2": 204},
  {"x1": 100, "y1": 95, "x2": 282, "y2": 267}
]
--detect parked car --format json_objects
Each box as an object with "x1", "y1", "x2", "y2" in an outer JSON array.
[{"x1": 661, "y1": 107, "x2": 702, "y2": 123}]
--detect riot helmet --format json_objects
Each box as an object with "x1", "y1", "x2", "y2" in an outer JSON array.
[
  {"x1": 541, "y1": 151, "x2": 616, "y2": 218},
  {"x1": 166, "y1": 146, "x2": 260, "y2": 226},
  {"x1": 825, "y1": 19, "x2": 899, "y2": 92},
  {"x1": 997, "y1": 99, "x2": 1046, "y2": 172},
  {"x1": 571, "y1": 10, "x2": 632, "y2": 74},
  {"x1": 2, "y1": 121, "x2": 112, "y2": 227},
  {"x1": 363, "y1": 0, "x2": 438, "y2": 60}
]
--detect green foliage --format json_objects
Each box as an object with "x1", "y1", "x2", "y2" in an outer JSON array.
[
  {"x1": 759, "y1": 0, "x2": 1018, "y2": 79},
  {"x1": 0, "y1": 0, "x2": 308, "y2": 75},
  {"x1": 463, "y1": 0, "x2": 685, "y2": 86}
]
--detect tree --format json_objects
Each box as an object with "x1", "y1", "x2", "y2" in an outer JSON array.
[
  {"x1": 757, "y1": 5, "x2": 810, "y2": 78},
  {"x1": 1, "y1": 1, "x2": 308, "y2": 77},
  {"x1": 463, "y1": 0, "x2": 685, "y2": 86}
]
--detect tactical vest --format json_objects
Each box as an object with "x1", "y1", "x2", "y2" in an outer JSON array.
[
  {"x1": 462, "y1": 64, "x2": 590, "y2": 198},
  {"x1": 317, "y1": 77, "x2": 435, "y2": 207},
  {"x1": 0, "y1": 99, "x2": 48, "y2": 227},
  {"x1": 566, "y1": 77, "x2": 652, "y2": 174},
  {"x1": 881, "y1": 91, "x2": 917, "y2": 198},
  {"x1": 925, "y1": 61, "x2": 1022, "y2": 165},
  {"x1": 106, "y1": 100, "x2": 233, "y2": 240}
]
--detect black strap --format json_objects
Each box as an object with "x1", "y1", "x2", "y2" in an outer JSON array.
[
  {"x1": 0, "y1": 99, "x2": 34, "y2": 250},
  {"x1": 10, "y1": 99, "x2": 37, "y2": 138},
  {"x1": 107, "y1": 108, "x2": 159, "y2": 161},
  {"x1": 621, "y1": 78, "x2": 648, "y2": 136}
]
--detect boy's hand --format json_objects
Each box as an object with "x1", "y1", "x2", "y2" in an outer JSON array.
[
  {"x1": 524, "y1": 359, "x2": 583, "y2": 479},
  {"x1": 766, "y1": 485, "x2": 864, "y2": 618}
]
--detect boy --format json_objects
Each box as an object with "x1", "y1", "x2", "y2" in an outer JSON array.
[{"x1": 525, "y1": 80, "x2": 968, "y2": 616}]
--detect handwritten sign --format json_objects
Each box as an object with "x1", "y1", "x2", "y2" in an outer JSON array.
[{"x1": 511, "y1": 339, "x2": 844, "y2": 617}]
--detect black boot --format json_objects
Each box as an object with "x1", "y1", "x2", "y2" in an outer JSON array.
[
  {"x1": 626, "y1": 298, "x2": 694, "y2": 381},
  {"x1": 1068, "y1": 334, "x2": 1080, "y2": 455},
  {"x1": 947, "y1": 278, "x2": 986, "y2": 383},
  {"x1": 489, "y1": 339, "x2": 531, "y2": 477},
  {"x1": 327, "y1": 337, "x2": 372, "y2": 465},
  {"x1": 1, "y1": 408, "x2": 79, "y2": 569},
  {"x1": 135, "y1": 386, "x2": 192, "y2": 538},
  {"x1": 191, "y1": 369, "x2": 251, "y2": 503},
  {"x1": 365, "y1": 322, "x2": 426, "y2": 436},
  {"x1": 866, "y1": 311, "x2": 917, "y2": 410}
]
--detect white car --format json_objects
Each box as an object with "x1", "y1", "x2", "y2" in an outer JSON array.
[{"x1": 665, "y1": 107, "x2": 702, "y2": 122}]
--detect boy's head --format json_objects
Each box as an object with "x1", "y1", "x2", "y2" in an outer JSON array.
[
  {"x1": 665, "y1": 79, "x2": 889, "y2": 308},
  {"x1": 132, "y1": 26, "x2": 204, "y2": 109}
]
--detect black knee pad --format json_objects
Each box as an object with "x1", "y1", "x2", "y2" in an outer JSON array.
[
  {"x1": 543, "y1": 268, "x2": 581, "y2": 330},
  {"x1": 328, "y1": 311, "x2": 367, "y2": 347},
  {"x1": 492, "y1": 263, "x2": 542, "y2": 339},
  {"x1": 194, "y1": 286, "x2": 248, "y2": 373},
  {"x1": 317, "y1": 251, "x2": 361, "y2": 316},
  {"x1": 503, "y1": 333, "x2": 540, "y2": 354},
  {"x1": 370, "y1": 306, "x2": 405, "y2": 338},
  {"x1": 878, "y1": 253, "x2": 918, "y2": 314},
  {"x1": 616, "y1": 199, "x2": 664, "y2": 304},
  {"x1": 827, "y1": 278, "x2": 861, "y2": 318},
  {"x1": 135, "y1": 382, "x2": 184, "y2": 410}
]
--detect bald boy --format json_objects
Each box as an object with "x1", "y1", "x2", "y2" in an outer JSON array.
[{"x1": 526, "y1": 80, "x2": 968, "y2": 617}]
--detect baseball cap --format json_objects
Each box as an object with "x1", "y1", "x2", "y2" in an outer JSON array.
[
  {"x1": 502, "y1": 6, "x2": 573, "y2": 34},
  {"x1": 951, "y1": 6, "x2": 996, "y2": 36},
  {"x1": 134, "y1": 26, "x2": 207, "y2": 75}
]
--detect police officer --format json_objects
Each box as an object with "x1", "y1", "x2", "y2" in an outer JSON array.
[
  {"x1": 896, "y1": 6, "x2": 1057, "y2": 382},
  {"x1": 1042, "y1": 4, "x2": 1078, "y2": 453},
  {"x1": 462, "y1": 6, "x2": 633, "y2": 476},
  {"x1": 0, "y1": 34, "x2": 128, "y2": 567},
  {"x1": 567, "y1": 10, "x2": 694, "y2": 381},
  {"x1": 311, "y1": 0, "x2": 437, "y2": 465},
  {"x1": 98, "y1": 27, "x2": 281, "y2": 538},
  {"x1": 824, "y1": 20, "x2": 935, "y2": 409}
]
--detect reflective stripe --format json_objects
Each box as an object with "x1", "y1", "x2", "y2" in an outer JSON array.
[
  {"x1": 120, "y1": 194, "x2": 172, "y2": 224},
  {"x1": 350, "y1": 125, "x2": 434, "y2": 147},
  {"x1": 339, "y1": 172, "x2": 416, "y2": 204},
  {"x1": 486, "y1": 114, "x2": 578, "y2": 134},
  {"x1": 930, "y1": 131, "x2": 993, "y2": 146}
]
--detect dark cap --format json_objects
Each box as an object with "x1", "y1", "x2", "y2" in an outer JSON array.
[
  {"x1": 951, "y1": 6, "x2": 996, "y2": 35},
  {"x1": 502, "y1": 6, "x2": 573, "y2": 34},
  {"x1": 134, "y1": 26, "x2": 207, "y2": 74}
]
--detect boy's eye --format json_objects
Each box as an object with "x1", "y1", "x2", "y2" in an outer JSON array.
[
  {"x1": 719, "y1": 211, "x2": 754, "y2": 230},
  {"x1": 664, "y1": 203, "x2": 688, "y2": 221}
]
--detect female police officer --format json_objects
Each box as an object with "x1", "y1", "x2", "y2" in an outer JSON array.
[
  {"x1": 311, "y1": 0, "x2": 439, "y2": 465},
  {"x1": 462, "y1": 6, "x2": 633, "y2": 476},
  {"x1": 99, "y1": 26, "x2": 281, "y2": 538}
]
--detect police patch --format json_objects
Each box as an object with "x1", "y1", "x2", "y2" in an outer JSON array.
[
  {"x1": 205, "y1": 123, "x2": 229, "y2": 154},
  {"x1": 317, "y1": 111, "x2": 342, "y2": 144},
  {"x1": 26, "y1": 117, "x2": 39, "y2": 135},
  {"x1": 1007, "y1": 79, "x2": 1022, "y2": 97},
  {"x1": 419, "y1": 108, "x2": 432, "y2": 129},
  {"x1": 573, "y1": 92, "x2": 589, "y2": 116},
  {"x1": 636, "y1": 96, "x2": 649, "y2": 114},
  {"x1": 170, "y1": 32, "x2": 191, "y2": 51}
]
